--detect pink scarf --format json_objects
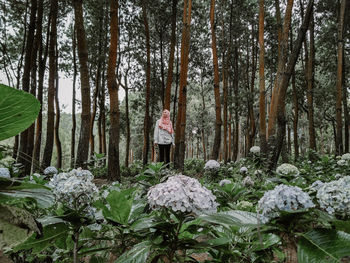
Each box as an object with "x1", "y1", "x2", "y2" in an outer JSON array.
[{"x1": 159, "y1": 110, "x2": 174, "y2": 134}]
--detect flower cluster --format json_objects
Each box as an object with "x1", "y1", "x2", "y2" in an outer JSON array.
[
  {"x1": 237, "y1": 200, "x2": 253, "y2": 209},
  {"x1": 309, "y1": 180, "x2": 324, "y2": 192},
  {"x1": 316, "y1": 176, "x2": 350, "y2": 217},
  {"x1": 337, "y1": 159, "x2": 347, "y2": 166},
  {"x1": 204, "y1": 160, "x2": 220, "y2": 170},
  {"x1": 0, "y1": 156, "x2": 15, "y2": 168},
  {"x1": 219, "y1": 179, "x2": 232, "y2": 186},
  {"x1": 44, "y1": 166, "x2": 58, "y2": 176},
  {"x1": 147, "y1": 174, "x2": 218, "y2": 215},
  {"x1": 276, "y1": 163, "x2": 299, "y2": 177},
  {"x1": 240, "y1": 166, "x2": 248, "y2": 174},
  {"x1": 250, "y1": 146, "x2": 260, "y2": 154},
  {"x1": 0, "y1": 168, "x2": 10, "y2": 178},
  {"x1": 242, "y1": 176, "x2": 254, "y2": 187},
  {"x1": 258, "y1": 184, "x2": 314, "y2": 223},
  {"x1": 341, "y1": 153, "x2": 350, "y2": 160},
  {"x1": 49, "y1": 168, "x2": 98, "y2": 213}
]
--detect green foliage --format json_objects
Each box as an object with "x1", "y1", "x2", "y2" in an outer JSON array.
[
  {"x1": 184, "y1": 158, "x2": 205, "y2": 177},
  {"x1": 298, "y1": 229, "x2": 350, "y2": 262},
  {"x1": 0, "y1": 84, "x2": 40, "y2": 141}
]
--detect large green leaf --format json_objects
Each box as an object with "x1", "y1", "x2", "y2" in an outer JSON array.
[
  {"x1": 0, "y1": 204, "x2": 41, "y2": 251},
  {"x1": 104, "y1": 189, "x2": 142, "y2": 225},
  {"x1": 0, "y1": 178, "x2": 54, "y2": 208},
  {"x1": 199, "y1": 210, "x2": 259, "y2": 228},
  {"x1": 13, "y1": 222, "x2": 70, "y2": 254},
  {"x1": 298, "y1": 229, "x2": 350, "y2": 263},
  {"x1": 114, "y1": 241, "x2": 152, "y2": 263},
  {"x1": 0, "y1": 84, "x2": 41, "y2": 141}
]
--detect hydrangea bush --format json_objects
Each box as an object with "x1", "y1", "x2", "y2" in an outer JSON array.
[
  {"x1": 341, "y1": 153, "x2": 350, "y2": 160},
  {"x1": 317, "y1": 176, "x2": 350, "y2": 217},
  {"x1": 337, "y1": 159, "x2": 347, "y2": 166},
  {"x1": 250, "y1": 146, "x2": 260, "y2": 154},
  {"x1": 204, "y1": 160, "x2": 220, "y2": 170},
  {"x1": 276, "y1": 163, "x2": 299, "y2": 177},
  {"x1": 258, "y1": 184, "x2": 314, "y2": 223},
  {"x1": 147, "y1": 174, "x2": 218, "y2": 215},
  {"x1": 240, "y1": 166, "x2": 248, "y2": 174},
  {"x1": 44, "y1": 166, "x2": 58, "y2": 176},
  {"x1": 49, "y1": 168, "x2": 98, "y2": 214},
  {"x1": 0, "y1": 167, "x2": 10, "y2": 178},
  {"x1": 219, "y1": 179, "x2": 232, "y2": 186}
]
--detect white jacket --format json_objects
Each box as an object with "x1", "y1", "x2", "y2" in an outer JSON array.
[{"x1": 154, "y1": 120, "x2": 174, "y2": 145}]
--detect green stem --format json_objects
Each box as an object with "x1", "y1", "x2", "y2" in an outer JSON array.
[{"x1": 73, "y1": 228, "x2": 80, "y2": 263}]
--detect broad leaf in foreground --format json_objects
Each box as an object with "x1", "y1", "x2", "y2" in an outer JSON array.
[
  {"x1": 0, "y1": 84, "x2": 40, "y2": 141},
  {"x1": 298, "y1": 229, "x2": 350, "y2": 263}
]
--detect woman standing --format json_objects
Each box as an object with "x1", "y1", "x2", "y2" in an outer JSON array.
[{"x1": 154, "y1": 109, "x2": 174, "y2": 165}]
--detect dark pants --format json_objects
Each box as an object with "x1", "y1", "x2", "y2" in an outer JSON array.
[{"x1": 158, "y1": 144, "x2": 171, "y2": 165}]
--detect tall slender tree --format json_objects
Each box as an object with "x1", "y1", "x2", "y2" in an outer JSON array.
[
  {"x1": 174, "y1": 0, "x2": 192, "y2": 170},
  {"x1": 210, "y1": 0, "x2": 222, "y2": 160},
  {"x1": 335, "y1": 0, "x2": 346, "y2": 155},
  {"x1": 107, "y1": 0, "x2": 120, "y2": 181},
  {"x1": 142, "y1": 0, "x2": 151, "y2": 166},
  {"x1": 258, "y1": 0, "x2": 267, "y2": 154},
  {"x1": 74, "y1": 0, "x2": 91, "y2": 168},
  {"x1": 42, "y1": 0, "x2": 57, "y2": 168}
]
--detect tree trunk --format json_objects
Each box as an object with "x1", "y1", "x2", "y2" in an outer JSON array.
[
  {"x1": 258, "y1": 0, "x2": 267, "y2": 155},
  {"x1": 71, "y1": 25, "x2": 77, "y2": 168},
  {"x1": 210, "y1": 0, "x2": 222, "y2": 160},
  {"x1": 343, "y1": 52, "x2": 349, "y2": 153},
  {"x1": 142, "y1": 0, "x2": 151, "y2": 166},
  {"x1": 335, "y1": 0, "x2": 346, "y2": 155},
  {"x1": 74, "y1": 0, "x2": 91, "y2": 168},
  {"x1": 54, "y1": 45, "x2": 62, "y2": 169},
  {"x1": 107, "y1": 0, "x2": 120, "y2": 181},
  {"x1": 33, "y1": 0, "x2": 48, "y2": 172},
  {"x1": 269, "y1": 0, "x2": 314, "y2": 171},
  {"x1": 18, "y1": 0, "x2": 37, "y2": 174},
  {"x1": 267, "y1": 0, "x2": 294, "y2": 138},
  {"x1": 164, "y1": 0, "x2": 178, "y2": 110},
  {"x1": 124, "y1": 74, "x2": 131, "y2": 167},
  {"x1": 174, "y1": 0, "x2": 192, "y2": 170},
  {"x1": 42, "y1": 0, "x2": 57, "y2": 168}
]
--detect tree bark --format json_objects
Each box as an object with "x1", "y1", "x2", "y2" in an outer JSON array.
[
  {"x1": 42, "y1": 0, "x2": 57, "y2": 168},
  {"x1": 54, "y1": 44, "x2": 62, "y2": 169},
  {"x1": 210, "y1": 0, "x2": 222, "y2": 160},
  {"x1": 258, "y1": 0, "x2": 267, "y2": 155},
  {"x1": 74, "y1": 0, "x2": 91, "y2": 168},
  {"x1": 18, "y1": 0, "x2": 37, "y2": 174},
  {"x1": 33, "y1": 0, "x2": 48, "y2": 172},
  {"x1": 335, "y1": 0, "x2": 346, "y2": 155},
  {"x1": 267, "y1": 0, "x2": 294, "y2": 138},
  {"x1": 174, "y1": 0, "x2": 192, "y2": 170},
  {"x1": 269, "y1": 0, "x2": 314, "y2": 171},
  {"x1": 142, "y1": 0, "x2": 151, "y2": 166},
  {"x1": 71, "y1": 24, "x2": 77, "y2": 168},
  {"x1": 107, "y1": 0, "x2": 120, "y2": 181},
  {"x1": 164, "y1": 0, "x2": 178, "y2": 110}
]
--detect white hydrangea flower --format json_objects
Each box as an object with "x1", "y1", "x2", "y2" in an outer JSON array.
[
  {"x1": 276, "y1": 163, "x2": 299, "y2": 176},
  {"x1": 242, "y1": 176, "x2": 254, "y2": 187},
  {"x1": 240, "y1": 166, "x2": 248, "y2": 174},
  {"x1": 237, "y1": 200, "x2": 253, "y2": 209},
  {"x1": 219, "y1": 179, "x2": 232, "y2": 186},
  {"x1": 0, "y1": 156, "x2": 15, "y2": 167},
  {"x1": 309, "y1": 180, "x2": 324, "y2": 192},
  {"x1": 335, "y1": 173, "x2": 342, "y2": 179},
  {"x1": 250, "y1": 146, "x2": 260, "y2": 154},
  {"x1": 317, "y1": 176, "x2": 350, "y2": 217},
  {"x1": 49, "y1": 168, "x2": 98, "y2": 213},
  {"x1": 204, "y1": 160, "x2": 220, "y2": 170},
  {"x1": 337, "y1": 159, "x2": 347, "y2": 166},
  {"x1": 147, "y1": 174, "x2": 218, "y2": 215},
  {"x1": 341, "y1": 153, "x2": 350, "y2": 160},
  {"x1": 44, "y1": 166, "x2": 58, "y2": 175},
  {"x1": 0, "y1": 168, "x2": 10, "y2": 178},
  {"x1": 258, "y1": 184, "x2": 314, "y2": 223}
]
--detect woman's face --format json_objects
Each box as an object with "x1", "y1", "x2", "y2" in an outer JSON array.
[{"x1": 162, "y1": 110, "x2": 170, "y2": 118}]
